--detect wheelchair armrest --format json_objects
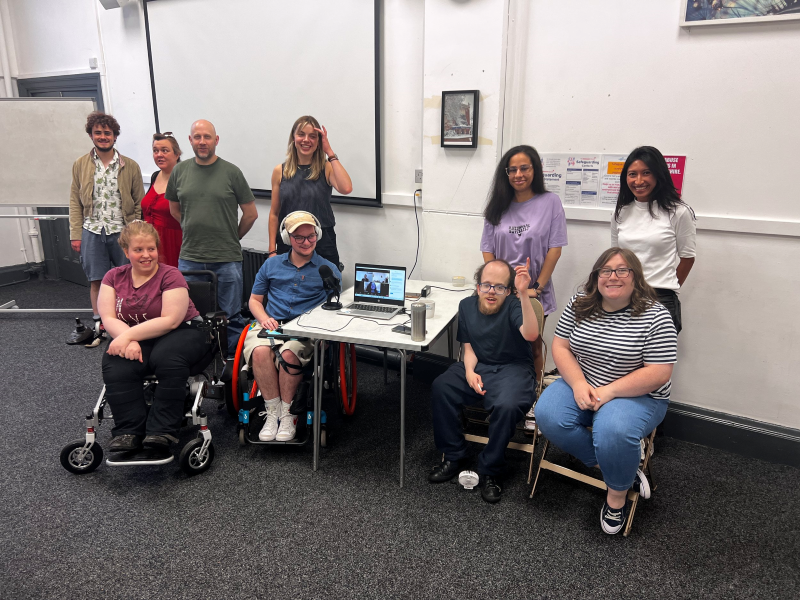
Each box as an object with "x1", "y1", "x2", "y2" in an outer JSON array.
[{"x1": 204, "y1": 311, "x2": 228, "y2": 322}]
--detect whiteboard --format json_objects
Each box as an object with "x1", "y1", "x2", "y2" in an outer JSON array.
[
  {"x1": 0, "y1": 99, "x2": 95, "y2": 207},
  {"x1": 146, "y1": 0, "x2": 378, "y2": 201}
]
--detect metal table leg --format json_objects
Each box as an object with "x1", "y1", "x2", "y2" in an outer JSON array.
[
  {"x1": 399, "y1": 348, "x2": 406, "y2": 488},
  {"x1": 447, "y1": 322, "x2": 454, "y2": 360},
  {"x1": 312, "y1": 339, "x2": 322, "y2": 471}
]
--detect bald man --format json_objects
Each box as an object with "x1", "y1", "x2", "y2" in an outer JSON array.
[{"x1": 167, "y1": 120, "x2": 258, "y2": 356}]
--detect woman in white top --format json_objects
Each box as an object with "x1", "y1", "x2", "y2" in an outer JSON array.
[{"x1": 611, "y1": 146, "x2": 696, "y2": 333}]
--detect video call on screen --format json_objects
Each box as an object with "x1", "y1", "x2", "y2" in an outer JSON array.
[{"x1": 355, "y1": 269, "x2": 405, "y2": 301}]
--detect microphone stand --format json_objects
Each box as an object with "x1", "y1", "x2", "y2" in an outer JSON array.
[{"x1": 321, "y1": 286, "x2": 343, "y2": 311}]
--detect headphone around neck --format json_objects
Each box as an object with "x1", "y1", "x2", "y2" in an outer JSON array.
[{"x1": 279, "y1": 211, "x2": 323, "y2": 245}]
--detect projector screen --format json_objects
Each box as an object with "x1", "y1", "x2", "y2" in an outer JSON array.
[{"x1": 145, "y1": 0, "x2": 379, "y2": 202}]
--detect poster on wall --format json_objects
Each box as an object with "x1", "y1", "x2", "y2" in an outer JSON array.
[
  {"x1": 664, "y1": 155, "x2": 687, "y2": 195},
  {"x1": 680, "y1": 0, "x2": 800, "y2": 26},
  {"x1": 541, "y1": 153, "x2": 601, "y2": 207},
  {"x1": 599, "y1": 154, "x2": 628, "y2": 207}
]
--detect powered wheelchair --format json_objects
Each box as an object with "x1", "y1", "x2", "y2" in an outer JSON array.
[
  {"x1": 60, "y1": 271, "x2": 229, "y2": 476},
  {"x1": 230, "y1": 324, "x2": 358, "y2": 449}
]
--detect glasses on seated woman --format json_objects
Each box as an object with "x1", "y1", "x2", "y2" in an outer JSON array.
[{"x1": 597, "y1": 267, "x2": 631, "y2": 278}]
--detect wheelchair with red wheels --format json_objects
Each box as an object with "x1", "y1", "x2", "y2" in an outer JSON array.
[
  {"x1": 59, "y1": 271, "x2": 229, "y2": 477},
  {"x1": 229, "y1": 325, "x2": 358, "y2": 449}
]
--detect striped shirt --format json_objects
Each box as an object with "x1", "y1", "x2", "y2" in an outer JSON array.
[{"x1": 554, "y1": 294, "x2": 678, "y2": 400}]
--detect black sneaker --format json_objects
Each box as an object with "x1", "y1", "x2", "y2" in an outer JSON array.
[
  {"x1": 631, "y1": 469, "x2": 651, "y2": 500},
  {"x1": 480, "y1": 475, "x2": 502, "y2": 504},
  {"x1": 142, "y1": 434, "x2": 177, "y2": 449},
  {"x1": 600, "y1": 500, "x2": 629, "y2": 535},
  {"x1": 109, "y1": 434, "x2": 143, "y2": 452},
  {"x1": 428, "y1": 459, "x2": 461, "y2": 483}
]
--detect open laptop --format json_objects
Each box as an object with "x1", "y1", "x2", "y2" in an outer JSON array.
[{"x1": 338, "y1": 263, "x2": 406, "y2": 320}]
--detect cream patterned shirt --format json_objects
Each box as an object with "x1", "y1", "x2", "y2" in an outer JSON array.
[{"x1": 83, "y1": 148, "x2": 124, "y2": 235}]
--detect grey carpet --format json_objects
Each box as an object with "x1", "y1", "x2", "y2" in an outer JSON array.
[{"x1": 1, "y1": 279, "x2": 798, "y2": 600}]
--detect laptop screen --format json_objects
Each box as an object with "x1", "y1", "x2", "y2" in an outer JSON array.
[{"x1": 354, "y1": 263, "x2": 406, "y2": 306}]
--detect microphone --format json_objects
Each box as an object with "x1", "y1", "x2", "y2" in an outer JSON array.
[{"x1": 318, "y1": 265, "x2": 342, "y2": 310}]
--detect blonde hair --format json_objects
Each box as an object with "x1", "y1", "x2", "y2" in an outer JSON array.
[
  {"x1": 282, "y1": 115, "x2": 326, "y2": 182},
  {"x1": 118, "y1": 220, "x2": 160, "y2": 250}
]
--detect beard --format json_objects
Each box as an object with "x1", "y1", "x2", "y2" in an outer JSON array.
[
  {"x1": 193, "y1": 146, "x2": 215, "y2": 160},
  {"x1": 478, "y1": 297, "x2": 503, "y2": 315},
  {"x1": 93, "y1": 141, "x2": 114, "y2": 153}
]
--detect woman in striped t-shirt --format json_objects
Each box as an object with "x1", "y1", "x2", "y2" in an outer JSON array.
[{"x1": 535, "y1": 248, "x2": 677, "y2": 535}]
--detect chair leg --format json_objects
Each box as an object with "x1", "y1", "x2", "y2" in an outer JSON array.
[
  {"x1": 624, "y1": 492, "x2": 639, "y2": 537},
  {"x1": 526, "y1": 423, "x2": 540, "y2": 484},
  {"x1": 529, "y1": 437, "x2": 550, "y2": 498}
]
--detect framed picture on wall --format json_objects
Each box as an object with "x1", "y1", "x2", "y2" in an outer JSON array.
[
  {"x1": 680, "y1": 0, "x2": 800, "y2": 26},
  {"x1": 441, "y1": 90, "x2": 479, "y2": 149}
]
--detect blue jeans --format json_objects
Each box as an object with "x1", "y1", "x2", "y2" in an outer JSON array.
[
  {"x1": 535, "y1": 378, "x2": 668, "y2": 491},
  {"x1": 179, "y1": 259, "x2": 245, "y2": 357}
]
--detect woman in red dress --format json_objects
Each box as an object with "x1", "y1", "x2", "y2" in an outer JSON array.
[{"x1": 141, "y1": 133, "x2": 183, "y2": 267}]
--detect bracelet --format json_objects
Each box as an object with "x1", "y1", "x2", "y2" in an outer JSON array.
[
  {"x1": 267, "y1": 250, "x2": 277, "y2": 256},
  {"x1": 328, "y1": 154, "x2": 339, "y2": 162}
]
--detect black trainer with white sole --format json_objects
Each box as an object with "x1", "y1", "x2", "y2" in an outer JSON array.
[
  {"x1": 600, "y1": 500, "x2": 630, "y2": 535},
  {"x1": 632, "y1": 468, "x2": 651, "y2": 500}
]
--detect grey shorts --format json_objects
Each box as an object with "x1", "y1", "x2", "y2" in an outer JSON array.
[
  {"x1": 80, "y1": 228, "x2": 128, "y2": 282},
  {"x1": 242, "y1": 322, "x2": 314, "y2": 369}
]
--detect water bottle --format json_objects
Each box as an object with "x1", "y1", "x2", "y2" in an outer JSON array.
[{"x1": 410, "y1": 302, "x2": 426, "y2": 342}]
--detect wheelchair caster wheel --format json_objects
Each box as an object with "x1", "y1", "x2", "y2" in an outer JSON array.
[
  {"x1": 60, "y1": 440, "x2": 103, "y2": 474},
  {"x1": 238, "y1": 428, "x2": 246, "y2": 446},
  {"x1": 179, "y1": 438, "x2": 215, "y2": 475},
  {"x1": 320, "y1": 428, "x2": 327, "y2": 448}
]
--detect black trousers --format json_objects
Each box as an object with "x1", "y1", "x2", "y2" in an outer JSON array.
[
  {"x1": 654, "y1": 288, "x2": 682, "y2": 334},
  {"x1": 431, "y1": 362, "x2": 535, "y2": 477},
  {"x1": 101, "y1": 325, "x2": 212, "y2": 437},
  {"x1": 277, "y1": 226, "x2": 341, "y2": 269}
]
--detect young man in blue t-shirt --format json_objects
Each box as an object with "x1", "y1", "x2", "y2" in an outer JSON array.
[
  {"x1": 429, "y1": 259, "x2": 539, "y2": 503},
  {"x1": 242, "y1": 211, "x2": 340, "y2": 442}
]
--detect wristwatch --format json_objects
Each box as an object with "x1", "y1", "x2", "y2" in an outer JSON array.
[{"x1": 532, "y1": 281, "x2": 541, "y2": 297}]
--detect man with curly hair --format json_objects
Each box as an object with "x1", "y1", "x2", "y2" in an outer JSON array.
[{"x1": 69, "y1": 111, "x2": 144, "y2": 344}]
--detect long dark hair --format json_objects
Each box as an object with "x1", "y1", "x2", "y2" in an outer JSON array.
[
  {"x1": 614, "y1": 146, "x2": 694, "y2": 223},
  {"x1": 572, "y1": 248, "x2": 657, "y2": 323},
  {"x1": 483, "y1": 145, "x2": 547, "y2": 226}
]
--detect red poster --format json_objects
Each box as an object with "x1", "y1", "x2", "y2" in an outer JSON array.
[{"x1": 663, "y1": 155, "x2": 687, "y2": 196}]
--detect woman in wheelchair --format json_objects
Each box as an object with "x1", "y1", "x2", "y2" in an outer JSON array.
[
  {"x1": 98, "y1": 221, "x2": 211, "y2": 456},
  {"x1": 534, "y1": 248, "x2": 677, "y2": 535}
]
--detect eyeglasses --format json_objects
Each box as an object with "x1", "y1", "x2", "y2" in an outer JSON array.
[
  {"x1": 505, "y1": 165, "x2": 533, "y2": 176},
  {"x1": 597, "y1": 268, "x2": 632, "y2": 278},
  {"x1": 478, "y1": 282, "x2": 509, "y2": 294},
  {"x1": 291, "y1": 233, "x2": 318, "y2": 244}
]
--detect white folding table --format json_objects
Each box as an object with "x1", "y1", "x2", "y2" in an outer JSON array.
[{"x1": 281, "y1": 280, "x2": 473, "y2": 487}]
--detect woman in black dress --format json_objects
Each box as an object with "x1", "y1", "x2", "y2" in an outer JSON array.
[{"x1": 268, "y1": 116, "x2": 352, "y2": 267}]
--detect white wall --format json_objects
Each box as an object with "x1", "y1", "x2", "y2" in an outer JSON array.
[{"x1": 3, "y1": 0, "x2": 799, "y2": 431}]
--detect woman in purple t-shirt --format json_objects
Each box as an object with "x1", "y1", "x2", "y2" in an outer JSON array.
[
  {"x1": 97, "y1": 221, "x2": 211, "y2": 456},
  {"x1": 481, "y1": 145, "x2": 568, "y2": 382}
]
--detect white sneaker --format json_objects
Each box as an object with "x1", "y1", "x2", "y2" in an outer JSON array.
[
  {"x1": 258, "y1": 399, "x2": 280, "y2": 441},
  {"x1": 632, "y1": 468, "x2": 651, "y2": 500},
  {"x1": 276, "y1": 401, "x2": 297, "y2": 441}
]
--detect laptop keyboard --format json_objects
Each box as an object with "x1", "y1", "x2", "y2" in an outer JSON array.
[{"x1": 352, "y1": 303, "x2": 397, "y2": 313}]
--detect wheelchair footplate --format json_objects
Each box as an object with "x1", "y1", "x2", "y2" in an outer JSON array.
[{"x1": 106, "y1": 448, "x2": 174, "y2": 467}]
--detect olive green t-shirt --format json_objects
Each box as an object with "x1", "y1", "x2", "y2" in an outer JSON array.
[{"x1": 166, "y1": 157, "x2": 255, "y2": 262}]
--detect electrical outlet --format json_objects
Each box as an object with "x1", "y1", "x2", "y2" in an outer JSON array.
[
  {"x1": 415, "y1": 169, "x2": 423, "y2": 184},
  {"x1": 89, "y1": 57, "x2": 98, "y2": 69}
]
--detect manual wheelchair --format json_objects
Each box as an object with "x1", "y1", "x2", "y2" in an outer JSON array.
[
  {"x1": 60, "y1": 271, "x2": 229, "y2": 476},
  {"x1": 229, "y1": 324, "x2": 358, "y2": 449}
]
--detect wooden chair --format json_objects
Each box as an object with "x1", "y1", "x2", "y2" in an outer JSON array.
[
  {"x1": 530, "y1": 423, "x2": 657, "y2": 537},
  {"x1": 461, "y1": 297, "x2": 546, "y2": 484}
]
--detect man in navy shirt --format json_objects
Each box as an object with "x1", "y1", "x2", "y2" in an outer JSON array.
[
  {"x1": 429, "y1": 259, "x2": 539, "y2": 503},
  {"x1": 242, "y1": 211, "x2": 341, "y2": 442}
]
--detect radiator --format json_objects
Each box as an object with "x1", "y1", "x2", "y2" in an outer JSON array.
[{"x1": 241, "y1": 247, "x2": 270, "y2": 309}]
